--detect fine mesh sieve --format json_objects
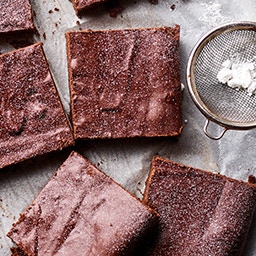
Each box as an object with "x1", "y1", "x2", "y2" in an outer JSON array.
[{"x1": 187, "y1": 22, "x2": 256, "y2": 139}]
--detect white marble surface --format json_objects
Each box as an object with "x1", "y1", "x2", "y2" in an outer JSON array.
[{"x1": 0, "y1": 0, "x2": 256, "y2": 255}]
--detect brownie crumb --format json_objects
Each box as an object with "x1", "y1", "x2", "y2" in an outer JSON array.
[
  {"x1": 54, "y1": 7, "x2": 60, "y2": 11},
  {"x1": 170, "y1": 4, "x2": 176, "y2": 10},
  {"x1": 48, "y1": 9, "x2": 53, "y2": 14},
  {"x1": 43, "y1": 32, "x2": 46, "y2": 40},
  {"x1": 76, "y1": 20, "x2": 80, "y2": 26},
  {"x1": 248, "y1": 175, "x2": 256, "y2": 184}
]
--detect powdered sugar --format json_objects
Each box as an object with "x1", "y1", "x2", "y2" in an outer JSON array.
[{"x1": 217, "y1": 57, "x2": 256, "y2": 95}]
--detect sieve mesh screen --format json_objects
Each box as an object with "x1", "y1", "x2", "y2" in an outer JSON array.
[{"x1": 194, "y1": 28, "x2": 256, "y2": 125}]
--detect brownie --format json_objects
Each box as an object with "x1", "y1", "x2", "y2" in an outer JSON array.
[
  {"x1": 0, "y1": 43, "x2": 74, "y2": 169},
  {"x1": 66, "y1": 26, "x2": 182, "y2": 140},
  {"x1": 0, "y1": 0, "x2": 34, "y2": 34},
  {"x1": 143, "y1": 156, "x2": 256, "y2": 256},
  {"x1": 71, "y1": 0, "x2": 109, "y2": 15},
  {"x1": 7, "y1": 151, "x2": 159, "y2": 256}
]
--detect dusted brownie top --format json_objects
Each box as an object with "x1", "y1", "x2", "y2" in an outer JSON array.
[
  {"x1": 0, "y1": 43, "x2": 74, "y2": 169},
  {"x1": 8, "y1": 151, "x2": 159, "y2": 256},
  {"x1": 66, "y1": 26, "x2": 182, "y2": 139},
  {"x1": 0, "y1": 0, "x2": 34, "y2": 34},
  {"x1": 143, "y1": 156, "x2": 256, "y2": 256}
]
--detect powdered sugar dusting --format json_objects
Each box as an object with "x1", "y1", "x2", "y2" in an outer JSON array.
[
  {"x1": 8, "y1": 152, "x2": 158, "y2": 256},
  {"x1": 71, "y1": 58, "x2": 78, "y2": 69},
  {"x1": 217, "y1": 57, "x2": 256, "y2": 95},
  {"x1": 144, "y1": 157, "x2": 256, "y2": 256},
  {"x1": 68, "y1": 27, "x2": 182, "y2": 139},
  {"x1": 147, "y1": 92, "x2": 164, "y2": 121}
]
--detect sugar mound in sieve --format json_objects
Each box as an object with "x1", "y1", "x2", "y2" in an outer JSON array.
[{"x1": 217, "y1": 56, "x2": 256, "y2": 96}]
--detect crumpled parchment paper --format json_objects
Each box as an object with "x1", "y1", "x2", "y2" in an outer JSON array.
[{"x1": 0, "y1": 0, "x2": 256, "y2": 255}]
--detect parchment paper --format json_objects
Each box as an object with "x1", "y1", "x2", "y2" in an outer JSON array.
[{"x1": 0, "y1": 0, "x2": 256, "y2": 255}]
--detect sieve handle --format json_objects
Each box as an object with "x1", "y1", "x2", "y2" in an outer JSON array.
[{"x1": 203, "y1": 119, "x2": 228, "y2": 140}]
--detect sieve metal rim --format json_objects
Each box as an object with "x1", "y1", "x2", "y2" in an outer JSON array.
[{"x1": 186, "y1": 21, "x2": 256, "y2": 132}]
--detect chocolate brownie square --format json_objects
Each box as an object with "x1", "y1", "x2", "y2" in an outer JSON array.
[
  {"x1": 143, "y1": 156, "x2": 256, "y2": 256},
  {"x1": 66, "y1": 26, "x2": 182, "y2": 140},
  {"x1": 0, "y1": 0, "x2": 34, "y2": 34},
  {"x1": 8, "y1": 151, "x2": 159, "y2": 255},
  {"x1": 0, "y1": 42, "x2": 74, "y2": 169}
]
